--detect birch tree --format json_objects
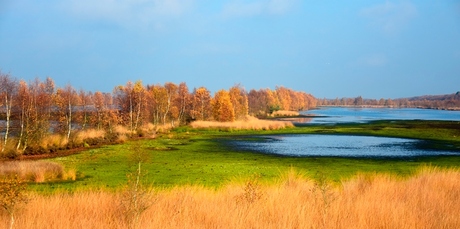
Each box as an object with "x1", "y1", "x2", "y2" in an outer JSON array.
[
  {"x1": 54, "y1": 85, "x2": 79, "y2": 140},
  {"x1": 163, "y1": 82, "x2": 178, "y2": 126},
  {"x1": 229, "y1": 84, "x2": 248, "y2": 120},
  {"x1": 0, "y1": 72, "x2": 17, "y2": 152},
  {"x1": 191, "y1": 87, "x2": 212, "y2": 121},
  {"x1": 175, "y1": 82, "x2": 191, "y2": 125}
]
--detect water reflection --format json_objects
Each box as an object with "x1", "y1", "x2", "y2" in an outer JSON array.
[
  {"x1": 277, "y1": 117, "x2": 313, "y2": 123},
  {"x1": 228, "y1": 135, "x2": 460, "y2": 158}
]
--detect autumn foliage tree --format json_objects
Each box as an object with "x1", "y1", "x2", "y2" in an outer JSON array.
[
  {"x1": 22, "y1": 78, "x2": 55, "y2": 151},
  {"x1": 212, "y1": 89, "x2": 235, "y2": 122},
  {"x1": 114, "y1": 81, "x2": 146, "y2": 132},
  {"x1": 92, "y1": 91, "x2": 106, "y2": 130},
  {"x1": 191, "y1": 87, "x2": 212, "y2": 121},
  {"x1": 175, "y1": 82, "x2": 191, "y2": 125},
  {"x1": 276, "y1": 86, "x2": 292, "y2": 111},
  {"x1": 77, "y1": 89, "x2": 92, "y2": 130},
  {"x1": 148, "y1": 84, "x2": 168, "y2": 125},
  {"x1": 54, "y1": 84, "x2": 79, "y2": 140},
  {"x1": 229, "y1": 84, "x2": 248, "y2": 120}
]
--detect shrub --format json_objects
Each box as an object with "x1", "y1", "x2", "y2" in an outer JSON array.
[
  {"x1": 235, "y1": 174, "x2": 263, "y2": 205},
  {"x1": 0, "y1": 175, "x2": 28, "y2": 229}
]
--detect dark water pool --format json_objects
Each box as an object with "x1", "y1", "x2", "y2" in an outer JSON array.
[{"x1": 226, "y1": 135, "x2": 460, "y2": 158}]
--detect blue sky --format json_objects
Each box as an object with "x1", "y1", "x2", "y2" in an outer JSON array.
[{"x1": 1, "y1": 0, "x2": 459, "y2": 99}]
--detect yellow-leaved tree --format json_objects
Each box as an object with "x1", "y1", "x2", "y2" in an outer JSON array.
[
  {"x1": 229, "y1": 84, "x2": 248, "y2": 120},
  {"x1": 212, "y1": 89, "x2": 235, "y2": 122},
  {"x1": 191, "y1": 87, "x2": 212, "y2": 121}
]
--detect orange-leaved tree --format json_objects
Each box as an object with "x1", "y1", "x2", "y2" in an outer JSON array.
[
  {"x1": 191, "y1": 87, "x2": 212, "y2": 121},
  {"x1": 212, "y1": 89, "x2": 235, "y2": 122},
  {"x1": 229, "y1": 84, "x2": 248, "y2": 120},
  {"x1": 175, "y1": 82, "x2": 191, "y2": 125},
  {"x1": 54, "y1": 84, "x2": 79, "y2": 140}
]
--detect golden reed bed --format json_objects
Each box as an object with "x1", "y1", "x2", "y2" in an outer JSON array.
[
  {"x1": 2, "y1": 167, "x2": 459, "y2": 229},
  {"x1": 190, "y1": 116, "x2": 294, "y2": 130}
]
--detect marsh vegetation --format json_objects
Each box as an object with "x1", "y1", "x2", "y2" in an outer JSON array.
[{"x1": 2, "y1": 167, "x2": 460, "y2": 229}]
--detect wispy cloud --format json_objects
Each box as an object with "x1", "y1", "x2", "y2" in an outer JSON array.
[
  {"x1": 361, "y1": 1, "x2": 417, "y2": 34},
  {"x1": 222, "y1": 0, "x2": 299, "y2": 18},
  {"x1": 64, "y1": 0, "x2": 195, "y2": 29}
]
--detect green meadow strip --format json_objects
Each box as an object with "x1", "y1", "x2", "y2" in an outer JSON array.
[{"x1": 31, "y1": 120, "x2": 460, "y2": 193}]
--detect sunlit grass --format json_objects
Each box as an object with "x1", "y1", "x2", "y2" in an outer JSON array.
[{"x1": 5, "y1": 167, "x2": 460, "y2": 229}]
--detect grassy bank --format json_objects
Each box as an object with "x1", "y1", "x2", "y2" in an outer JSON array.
[
  {"x1": 24, "y1": 120, "x2": 459, "y2": 192},
  {"x1": 4, "y1": 167, "x2": 460, "y2": 229}
]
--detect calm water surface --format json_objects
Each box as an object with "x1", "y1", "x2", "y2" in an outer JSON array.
[
  {"x1": 296, "y1": 107, "x2": 460, "y2": 124},
  {"x1": 229, "y1": 108, "x2": 460, "y2": 158},
  {"x1": 228, "y1": 135, "x2": 460, "y2": 158}
]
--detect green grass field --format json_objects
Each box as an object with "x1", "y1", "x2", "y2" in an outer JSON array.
[{"x1": 29, "y1": 120, "x2": 460, "y2": 192}]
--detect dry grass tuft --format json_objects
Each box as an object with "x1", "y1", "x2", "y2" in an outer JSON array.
[
  {"x1": 140, "y1": 123, "x2": 172, "y2": 136},
  {"x1": 114, "y1": 125, "x2": 131, "y2": 136},
  {"x1": 0, "y1": 161, "x2": 75, "y2": 183},
  {"x1": 190, "y1": 116, "x2": 294, "y2": 130},
  {"x1": 74, "y1": 129, "x2": 106, "y2": 144},
  {"x1": 40, "y1": 134, "x2": 68, "y2": 149},
  {"x1": 271, "y1": 110, "x2": 300, "y2": 117},
  {"x1": 3, "y1": 167, "x2": 460, "y2": 228}
]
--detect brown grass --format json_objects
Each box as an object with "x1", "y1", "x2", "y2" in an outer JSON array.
[
  {"x1": 0, "y1": 161, "x2": 75, "y2": 183},
  {"x1": 74, "y1": 129, "x2": 106, "y2": 144},
  {"x1": 40, "y1": 134, "x2": 68, "y2": 149},
  {"x1": 190, "y1": 116, "x2": 294, "y2": 130},
  {"x1": 141, "y1": 123, "x2": 171, "y2": 136},
  {"x1": 271, "y1": 110, "x2": 300, "y2": 117},
  {"x1": 3, "y1": 167, "x2": 460, "y2": 228}
]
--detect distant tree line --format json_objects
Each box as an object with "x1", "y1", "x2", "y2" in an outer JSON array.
[
  {"x1": 0, "y1": 71, "x2": 316, "y2": 156},
  {"x1": 318, "y1": 93, "x2": 460, "y2": 110}
]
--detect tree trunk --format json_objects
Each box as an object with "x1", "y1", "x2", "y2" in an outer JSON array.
[
  {"x1": 163, "y1": 95, "x2": 171, "y2": 126},
  {"x1": 67, "y1": 100, "x2": 72, "y2": 140},
  {"x1": 9, "y1": 212, "x2": 14, "y2": 229},
  {"x1": 134, "y1": 102, "x2": 141, "y2": 131},
  {"x1": 130, "y1": 94, "x2": 133, "y2": 133},
  {"x1": 3, "y1": 97, "x2": 11, "y2": 152},
  {"x1": 16, "y1": 110, "x2": 24, "y2": 150}
]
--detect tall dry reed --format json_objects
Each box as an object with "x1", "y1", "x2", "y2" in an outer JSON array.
[
  {"x1": 74, "y1": 129, "x2": 106, "y2": 144},
  {"x1": 0, "y1": 161, "x2": 75, "y2": 183},
  {"x1": 271, "y1": 110, "x2": 300, "y2": 117},
  {"x1": 40, "y1": 134, "x2": 68, "y2": 149},
  {"x1": 191, "y1": 116, "x2": 294, "y2": 130},
  {"x1": 2, "y1": 167, "x2": 460, "y2": 228}
]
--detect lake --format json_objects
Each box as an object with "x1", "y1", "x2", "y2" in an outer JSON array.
[
  {"x1": 229, "y1": 107, "x2": 460, "y2": 158},
  {"x1": 293, "y1": 107, "x2": 460, "y2": 125}
]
